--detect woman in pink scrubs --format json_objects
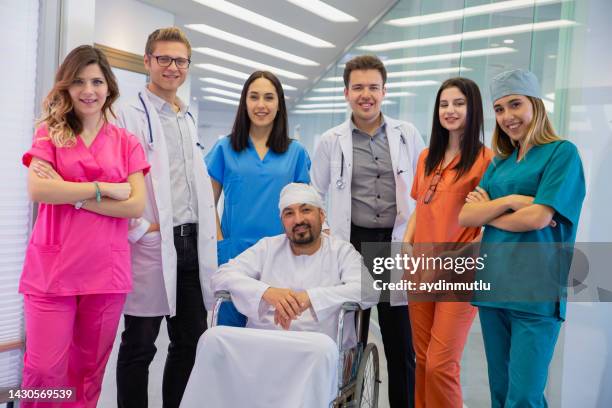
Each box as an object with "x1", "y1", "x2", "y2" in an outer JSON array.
[{"x1": 20, "y1": 45, "x2": 149, "y2": 407}]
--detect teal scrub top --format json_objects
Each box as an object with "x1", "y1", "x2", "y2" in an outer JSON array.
[
  {"x1": 473, "y1": 140, "x2": 586, "y2": 319},
  {"x1": 206, "y1": 136, "x2": 311, "y2": 262}
]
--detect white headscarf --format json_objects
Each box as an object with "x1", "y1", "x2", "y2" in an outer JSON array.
[{"x1": 278, "y1": 183, "x2": 324, "y2": 214}]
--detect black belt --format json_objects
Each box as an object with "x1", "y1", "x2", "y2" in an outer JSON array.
[
  {"x1": 350, "y1": 223, "x2": 393, "y2": 234},
  {"x1": 174, "y1": 223, "x2": 197, "y2": 237}
]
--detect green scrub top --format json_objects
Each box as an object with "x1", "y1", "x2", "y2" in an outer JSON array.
[{"x1": 473, "y1": 140, "x2": 586, "y2": 319}]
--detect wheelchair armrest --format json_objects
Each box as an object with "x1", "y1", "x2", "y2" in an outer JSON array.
[
  {"x1": 211, "y1": 290, "x2": 232, "y2": 327},
  {"x1": 214, "y1": 290, "x2": 231, "y2": 301},
  {"x1": 341, "y1": 302, "x2": 360, "y2": 312}
]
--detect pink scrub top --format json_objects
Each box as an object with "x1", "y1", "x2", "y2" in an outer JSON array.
[{"x1": 20, "y1": 123, "x2": 150, "y2": 296}]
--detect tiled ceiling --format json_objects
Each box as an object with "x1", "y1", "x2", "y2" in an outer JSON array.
[{"x1": 139, "y1": 0, "x2": 398, "y2": 113}]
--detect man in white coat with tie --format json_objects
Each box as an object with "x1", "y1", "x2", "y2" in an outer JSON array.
[
  {"x1": 310, "y1": 55, "x2": 424, "y2": 408},
  {"x1": 114, "y1": 27, "x2": 218, "y2": 408}
]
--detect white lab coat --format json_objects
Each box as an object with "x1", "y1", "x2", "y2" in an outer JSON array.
[
  {"x1": 115, "y1": 88, "x2": 218, "y2": 317},
  {"x1": 310, "y1": 116, "x2": 424, "y2": 305}
]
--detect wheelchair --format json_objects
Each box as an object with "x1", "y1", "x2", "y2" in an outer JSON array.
[{"x1": 211, "y1": 291, "x2": 381, "y2": 408}]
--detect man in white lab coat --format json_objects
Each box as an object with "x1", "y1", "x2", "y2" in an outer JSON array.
[
  {"x1": 114, "y1": 27, "x2": 218, "y2": 408},
  {"x1": 310, "y1": 55, "x2": 424, "y2": 408},
  {"x1": 180, "y1": 183, "x2": 376, "y2": 408}
]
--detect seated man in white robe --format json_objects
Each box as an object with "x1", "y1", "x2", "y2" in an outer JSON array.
[{"x1": 180, "y1": 183, "x2": 376, "y2": 408}]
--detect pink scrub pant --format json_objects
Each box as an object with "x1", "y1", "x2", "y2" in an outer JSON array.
[{"x1": 21, "y1": 293, "x2": 126, "y2": 408}]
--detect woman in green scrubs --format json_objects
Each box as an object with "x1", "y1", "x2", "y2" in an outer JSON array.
[{"x1": 459, "y1": 69, "x2": 586, "y2": 407}]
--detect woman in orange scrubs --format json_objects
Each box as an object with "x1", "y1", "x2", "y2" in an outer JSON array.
[{"x1": 402, "y1": 77, "x2": 492, "y2": 407}]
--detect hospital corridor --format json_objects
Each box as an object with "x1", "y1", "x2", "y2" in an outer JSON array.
[{"x1": 1, "y1": 0, "x2": 612, "y2": 407}]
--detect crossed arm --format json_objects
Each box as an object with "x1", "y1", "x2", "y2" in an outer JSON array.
[
  {"x1": 28, "y1": 158, "x2": 145, "y2": 219},
  {"x1": 459, "y1": 186, "x2": 556, "y2": 232}
]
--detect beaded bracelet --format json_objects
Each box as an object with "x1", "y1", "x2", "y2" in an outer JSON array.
[{"x1": 93, "y1": 182, "x2": 102, "y2": 203}]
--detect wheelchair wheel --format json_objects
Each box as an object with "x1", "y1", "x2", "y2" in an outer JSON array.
[{"x1": 353, "y1": 343, "x2": 379, "y2": 408}]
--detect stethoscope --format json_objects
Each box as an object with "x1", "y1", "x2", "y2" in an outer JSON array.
[
  {"x1": 138, "y1": 91, "x2": 204, "y2": 151},
  {"x1": 336, "y1": 132, "x2": 409, "y2": 190}
]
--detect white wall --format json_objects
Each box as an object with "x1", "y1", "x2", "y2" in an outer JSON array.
[
  {"x1": 94, "y1": 0, "x2": 173, "y2": 56},
  {"x1": 60, "y1": 0, "x2": 95, "y2": 59},
  {"x1": 198, "y1": 107, "x2": 236, "y2": 151},
  {"x1": 94, "y1": 0, "x2": 194, "y2": 107},
  {"x1": 556, "y1": 0, "x2": 612, "y2": 406}
]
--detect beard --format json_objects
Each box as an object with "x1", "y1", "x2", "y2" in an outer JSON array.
[{"x1": 289, "y1": 223, "x2": 318, "y2": 245}]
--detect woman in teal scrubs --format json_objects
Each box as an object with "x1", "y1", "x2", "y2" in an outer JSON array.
[
  {"x1": 459, "y1": 69, "x2": 585, "y2": 407},
  {"x1": 206, "y1": 71, "x2": 310, "y2": 324}
]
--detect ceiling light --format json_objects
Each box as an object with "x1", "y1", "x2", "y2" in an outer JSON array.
[
  {"x1": 200, "y1": 77, "x2": 244, "y2": 90},
  {"x1": 186, "y1": 23, "x2": 318, "y2": 66},
  {"x1": 194, "y1": 47, "x2": 307, "y2": 80},
  {"x1": 197, "y1": 73, "x2": 297, "y2": 92},
  {"x1": 503, "y1": 39, "x2": 515, "y2": 44},
  {"x1": 304, "y1": 91, "x2": 415, "y2": 101},
  {"x1": 381, "y1": 47, "x2": 516, "y2": 66},
  {"x1": 304, "y1": 95, "x2": 345, "y2": 101},
  {"x1": 292, "y1": 108, "x2": 347, "y2": 114},
  {"x1": 324, "y1": 67, "x2": 470, "y2": 81},
  {"x1": 387, "y1": 67, "x2": 471, "y2": 78},
  {"x1": 385, "y1": 0, "x2": 562, "y2": 27},
  {"x1": 385, "y1": 80, "x2": 439, "y2": 89},
  {"x1": 203, "y1": 95, "x2": 239, "y2": 106},
  {"x1": 202, "y1": 87, "x2": 241, "y2": 99},
  {"x1": 313, "y1": 80, "x2": 437, "y2": 93},
  {"x1": 360, "y1": 19, "x2": 577, "y2": 52},
  {"x1": 385, "y1": 91, "x2": 415, "y2": 97},
  {"x1": 286, "y1": 0, "x2": 357, "y2": 23},
  {"x1": 196, "y1": 63, "x2": 250, "y2": 79},
  {"x1": 193, "y1": 0, "x2": 334, "y2": 48},
  {"x1": 296, "y1": 101, "x2": 394, "y2": 109},
  {"x1": 313, "y1": 87, "x2": 344, "y2": 93},
  {"x1": 295, "y1": 102, "x2": 347, "y2": 109}
]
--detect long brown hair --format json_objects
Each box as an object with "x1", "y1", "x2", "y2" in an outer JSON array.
[
  {"x1": 230, "y1": 71, "x2": 290, "y2": 153},
  {"x1": 426, "y1": 77, "x2": 485, "y2": 179},
  {"x1": 37, "y1": 45, "x2": 119, "y2": 147},
  {"x1": 492, "y1": 96, "x2": 560, "y2": 158}
]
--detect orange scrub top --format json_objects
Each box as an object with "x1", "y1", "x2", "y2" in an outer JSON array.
[{"x1": 411, "y1": 146, "x2": 493, "y2": 244}]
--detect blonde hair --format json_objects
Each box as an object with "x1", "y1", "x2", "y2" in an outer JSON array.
[
  {"x1": 145, "y1": 27, "x2": 192, "y2": 57},
  {"x1": 37, "y1": 45, "x2": 119, "y2": 147},
  {"x1": 492, "y1": 96, "x2": 561, "y2": 158}
]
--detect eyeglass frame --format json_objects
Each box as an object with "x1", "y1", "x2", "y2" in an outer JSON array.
[
  {"x1": 423, "y1": 167, "x2": 443, "y2": 204},
  {"x1": 148, "y1": 54, "x2": 191, "y2": 69}
]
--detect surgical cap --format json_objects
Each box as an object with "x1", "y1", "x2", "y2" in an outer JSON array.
[
  {"x1": 490, "y1": 69, "x2": 541, "y2": 103},
  {"x1": 278, "y1": 183, "x2": 324, "y2": 214}
]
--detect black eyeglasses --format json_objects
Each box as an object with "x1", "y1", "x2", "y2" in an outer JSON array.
[{"x1": 149, "y1": 54, "x2": 191, "y2": 69}]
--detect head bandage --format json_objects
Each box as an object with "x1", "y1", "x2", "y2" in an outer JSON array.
[{"x1": 278, "y1": 183, "x2": 324, "y2": 214}]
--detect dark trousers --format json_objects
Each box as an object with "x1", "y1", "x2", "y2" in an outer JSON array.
[
  {"x1": 116, "y1": 231, "x2": 207, "y2": 408},
  {"x1": 351, "y1": 223, "x2": 416, "y2": 408}
]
